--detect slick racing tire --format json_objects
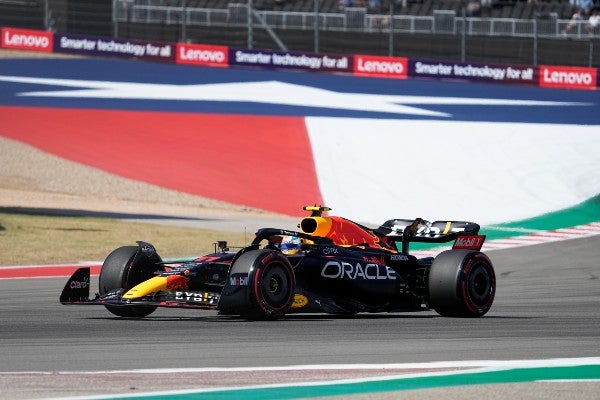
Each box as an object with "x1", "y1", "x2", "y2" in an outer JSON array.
[
  {"x1": 99, "y1": 246, "x2": 158, "y2": 318},
  {"x1": 237, "y1": 250, "x2": 295, "y2": 320},
  {"x1": 428, "y1": 250, "x2": 496, "y2": 317}
]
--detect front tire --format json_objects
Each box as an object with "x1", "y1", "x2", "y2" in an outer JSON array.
[
  {"x1": 238, "y1": 250, "x2": 295, "y2": 320},
  {"x1": 99, "y1": 245, "x2": 160, "y2": 318},
  {"x1": 428, "y1": 250, "x2": 496, "y2": 317}
]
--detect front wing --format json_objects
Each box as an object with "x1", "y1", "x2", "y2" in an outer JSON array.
[{"x1": 60, "y1": 267, "x2": 221, "y2": 310}]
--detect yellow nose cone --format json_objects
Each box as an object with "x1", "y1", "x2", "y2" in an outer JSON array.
[{"x1": 122, "y1": 276, "x2": 168, "y2": 299}]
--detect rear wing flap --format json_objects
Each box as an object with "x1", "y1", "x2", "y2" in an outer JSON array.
[{"x1": 375, "y1": 218, "x2": 483, "y2": 253}]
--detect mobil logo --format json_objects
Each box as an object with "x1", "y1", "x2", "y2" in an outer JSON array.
[
  {"x1": 1, "y1": 27, "x2": 53, "y2": 52},
  {"x1": 539, "y1": 65, "x2": 597, "y2": 90},
  {"x1": 176, "y1": 43, "x2": 229, "y2": 67},
  {"x1": 353, "y1": 54, "x2": 408, "y2": 79},
  {"x1": 452, "y1": 235, "x2": 486, "y2": 251}
]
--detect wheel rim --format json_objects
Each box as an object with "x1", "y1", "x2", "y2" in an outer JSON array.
[
  {"x1": 269, "y1": 275, "x2": 282, "y2": 296},
  {"x1": 260, "y1": 263, "x2": 290, "y2": 309},
  {"x1": 467, "y1": 263, "x2": 493, "y2": 307}
]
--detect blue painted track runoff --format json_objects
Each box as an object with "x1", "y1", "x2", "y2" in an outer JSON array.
[{"x1": 0, "y1": 57, "x2": 599, "y2": 124}]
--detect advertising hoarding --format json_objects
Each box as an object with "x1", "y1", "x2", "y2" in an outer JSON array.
[
  {"x1": 353, "y1": 54, "x2": 408, "y2": 79},
  {"x1": 538, "y1": 65, "x2": 597, "y2": 90},
  {"x1": 409, "y1": 59, "x2": 536, "y2": 86},
  {"x1": 1, "y1": 27, "x2": 53, "y2": 52},
  {"x1": 54, "y1": 33, "x2": 174, "y2": 62},
  {"x1": 176, "y1": 43, "x2": 229, "y2": 67},
  {"x1": 230, "y1": 48, "x2": 352, "y2": 73}
]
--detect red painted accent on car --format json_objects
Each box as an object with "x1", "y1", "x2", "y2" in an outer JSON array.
[
  {"x1": 326, "y1": 217, "x2": 393, "y2": 250},
  {"x1": 165, "y1": 275, "x2": 190, "y2": 290}
]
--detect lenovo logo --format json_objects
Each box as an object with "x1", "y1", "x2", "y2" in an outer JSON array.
[
  {"x1": 1, "y1": 28, "x2": 53, "y2": 52},
  {"x1": 539, "y1": 65, "x2": 597, "y2": 90},
  {"x1": 176, "y1": 43, "x2": 228, "y2": 67},
  {"x1": 353, "y1": 54, "x2": 408, "y2": 79}
]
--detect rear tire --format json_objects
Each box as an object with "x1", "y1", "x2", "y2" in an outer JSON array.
[
  {"x1": 237, "y1": 250, "x2": 295, "y2": 320},
  {"x1": 428, "y1": 250, "x2": 495, "y2": 317},
  {"x1": 99, "y1": 246, "x2": 159, "y2": 318}
]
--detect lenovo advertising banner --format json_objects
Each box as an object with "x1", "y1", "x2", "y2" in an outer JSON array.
[
  {"x1": 409, "y1": 59, "x2": 536, "y2": 86},
  {"x1": 538, "y1": 65, "x2": 597, "y2": 90},
  {"x1": 176, "y1": 43, "x2": 229, "y2": 67},
  {"x1": 353, "y1": 54, "x2": 408, "y2": 79},
  {"x1": 1, "y1": 27, "x2": 53, "y2": 52},
  {"x1": 54, "y1": 33, "x2": 175, "y2": 62},
  {"x1": 229, "y1": 48, "x2": 352, "y2": 74}
]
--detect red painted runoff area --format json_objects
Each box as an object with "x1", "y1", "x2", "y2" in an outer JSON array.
[
  {"x1": 0, "y1": 106, "x2": 322, "y2": 216},
  {"x1": 0, "y1": 264, "x2": 101, "y2": 279}
]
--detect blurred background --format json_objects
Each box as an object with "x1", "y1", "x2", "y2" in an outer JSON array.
[{"x1": 1, "y1": 0, "x2": 598, "y2": 66}]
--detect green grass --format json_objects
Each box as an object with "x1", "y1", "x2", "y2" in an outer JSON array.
[
  {"x1": 0, "y1": 210, "x2": 250, "y2": 266},
  {"x1": 3, "y1": 195, "x2": 599, "y2": 265}
]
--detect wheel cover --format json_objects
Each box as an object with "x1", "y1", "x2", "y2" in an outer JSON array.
[
  {"x1": 269, "y1": 276, "x2": 282, "y2": 296},
  {"x1": 466, "y1": 262, "x2": 494, "y2": 307},
  {"x1": 259, "y1": 262, "x2": 291, "y2": 309}
]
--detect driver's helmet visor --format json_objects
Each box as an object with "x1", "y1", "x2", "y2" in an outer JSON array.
[{"x1": 281, "y1": 236, "x2": 302, "y2": 254}]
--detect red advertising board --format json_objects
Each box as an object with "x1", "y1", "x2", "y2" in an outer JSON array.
[
  {"x1": 1, "y1": 27, "x2": 53, "y2": 52},
  {"x1": 539, "y1": 65, "x2": 597, "y2": 90},
  {"x1": 176, "y1": 43, "x2": 228, "y2": 67},
  {"x1": 353, "y1": 54, "x2": 408, "y2": 79}
]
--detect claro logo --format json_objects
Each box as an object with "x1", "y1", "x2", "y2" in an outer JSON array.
[
  {"x1": 539, "y1": 65, "x2": 597, "y2": 90},
  {"x1": 70, "y1": 277, "x2": 89, "y2": 289},
  {"x1": 1, "y1": 27, "x2": 53, "y2": 52},
  {"x1": 176, "y1": 43, "x2": 228, "y2": 67},
  {"x1": 353, "y1": 54, "x2": 408, "y2": 79}
]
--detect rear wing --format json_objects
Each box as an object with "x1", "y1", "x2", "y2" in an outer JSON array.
[{"x1": 374, "y1": 218, "x2": 482, "y2": 253}]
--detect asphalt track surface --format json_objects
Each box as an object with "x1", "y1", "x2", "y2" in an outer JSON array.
[{"x1": 1, "y1": 235, "x2": 599, "y2": 399}]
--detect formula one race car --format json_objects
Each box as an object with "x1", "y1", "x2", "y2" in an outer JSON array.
[{"x1": 60, "y1": 206, "x2": 496, "y2": 319}]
